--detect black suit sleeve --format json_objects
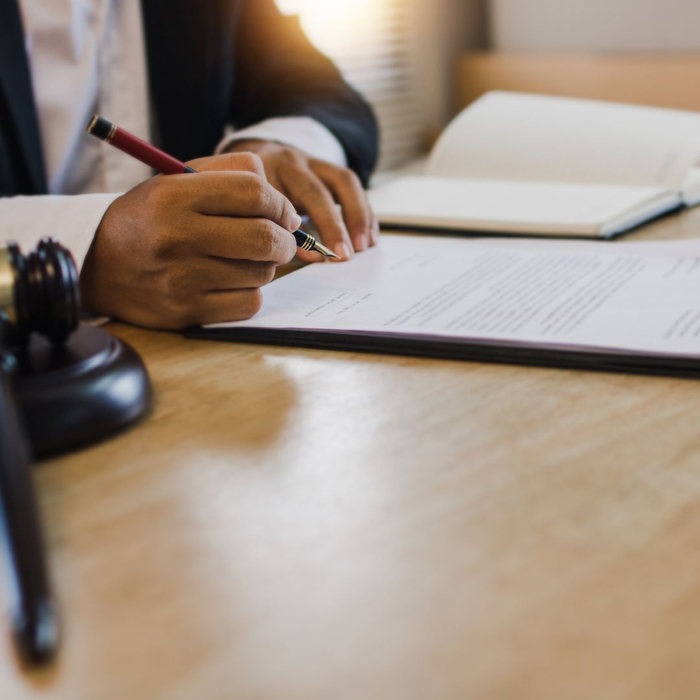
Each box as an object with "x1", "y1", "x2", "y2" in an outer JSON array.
[{"x1": 230, "y1": 0, "x2": 379, "y2": 186}]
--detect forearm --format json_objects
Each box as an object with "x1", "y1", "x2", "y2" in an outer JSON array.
[{"x1": 231, "y1": 0, "x2": 379, "y2": 185}]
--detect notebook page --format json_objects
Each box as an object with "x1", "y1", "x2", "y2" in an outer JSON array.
[
  {"x1": 429, "y1": 92, "x2": 700, "y2": 191},
  {"x1": 211, "y1": 235, "x2": 700, "y2": 357}
]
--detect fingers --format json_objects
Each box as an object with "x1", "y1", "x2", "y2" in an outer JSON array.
[
  {"x1": 193, "y1": 216, "x2": 297, "y2": 266},
  {"x1": 311, "y1": 160, "x2": 374, "y2": 251},
  {"x1": 186, "y1": 152, "x2": 267, "y2": 180},
  {"x1": 186, "y1": 146, "x2": 379, "y2": 265},
  {"x1": 197, "y1": 256, "x2": 276, "y2": 291},
  {"x1": 370, "y1": 213, "x2": 380, "y2": 246},
  {"x1": 278, "y1": 157, "x2": 354, "y2": 262},
  {"x1": 161, "y1": 289, "x2": 265, "y2": 329},
  {"x1": 139, "y1": 257, "x2": 273, "y2": 329},
  {"x1": 156, "y1": 254, "x2": 277, "y2": 297},
  {"x1": 196, "y1": 289, "x2": 264, "y2": 326},
  {"x1": 166, "y1": 171, "x2": 300, "y2": 231}
]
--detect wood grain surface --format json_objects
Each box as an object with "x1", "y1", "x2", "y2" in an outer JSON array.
[{"x1": 2, "y1": 210, "x2": 700, "y2": 699}]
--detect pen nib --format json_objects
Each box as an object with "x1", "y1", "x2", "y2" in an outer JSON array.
[{"x1": 313, "y1": 241, "x2": 340, "y2": 259}]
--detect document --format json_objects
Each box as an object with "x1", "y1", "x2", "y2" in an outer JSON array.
[{"x1": 208, "y1": 235, "x2": 700, "y2": 360}]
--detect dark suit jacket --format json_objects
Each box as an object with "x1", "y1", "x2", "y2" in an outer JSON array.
[{"x1": 0, "y1": 0, "x2": 379, "y2": 197}]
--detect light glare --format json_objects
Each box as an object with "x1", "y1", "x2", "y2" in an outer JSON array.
[{"x1": 276, "y1": 0, "x2": 392, "y2": 55}]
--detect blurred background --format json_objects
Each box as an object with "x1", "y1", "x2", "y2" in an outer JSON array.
[{"x1": 276, "y1": 0, "x2": 700, "y2": 170}]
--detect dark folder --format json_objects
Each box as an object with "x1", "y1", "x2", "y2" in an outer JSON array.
[{"x1": 186, "y1": 326, "x2": 700, "y2": 379}]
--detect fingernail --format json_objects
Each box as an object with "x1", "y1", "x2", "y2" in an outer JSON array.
[
  {"x1": 335, "y1": 242, "x2": 352, "y2": 260},
  {"x1": 291, "y1": 213, "x2": 302, "y2": 230},
  {"x1": 355, "y1": 234, "x2": 368, "y2": 252}
]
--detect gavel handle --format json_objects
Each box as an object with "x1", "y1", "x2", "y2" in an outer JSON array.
[{"x1": 0, "y1": 352, "x2": 58, "y2": 663}]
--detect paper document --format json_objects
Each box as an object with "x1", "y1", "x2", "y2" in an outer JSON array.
[{"x1": 210, "y1": 235, "x2": 700, "y2": 358}]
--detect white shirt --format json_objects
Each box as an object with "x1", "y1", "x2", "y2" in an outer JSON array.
[{"x1": 2, "y1": 0, "x2": 346, "y2": 269}]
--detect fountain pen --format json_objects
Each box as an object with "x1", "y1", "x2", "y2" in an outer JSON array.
[{"x1": 86, "y1": 116, "x2": 338, "y2": 259}]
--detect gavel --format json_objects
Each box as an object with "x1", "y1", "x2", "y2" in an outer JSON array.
[{"x1": 0, "y1": 238, "x2": 78, "y2": 664}]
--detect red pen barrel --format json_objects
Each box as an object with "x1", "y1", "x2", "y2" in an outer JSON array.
[
  {"x1": 87, "y1": 115, "x2": 191, "y2": 175},
  {"x1": 109, "y1": 127, "x2": 189, "y2": 175}
]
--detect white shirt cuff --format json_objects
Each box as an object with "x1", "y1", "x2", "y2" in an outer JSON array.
[
  {"x1": 216, "y1": 117, "x2": 348, "y2": 167},
  {"x1": 0, "y1": 193, "x2": 120, "y2": 272}
]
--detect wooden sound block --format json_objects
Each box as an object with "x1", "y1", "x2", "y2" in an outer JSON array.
[{"x1": 13, "y1": 324, "x2": 152, "y2": 459}]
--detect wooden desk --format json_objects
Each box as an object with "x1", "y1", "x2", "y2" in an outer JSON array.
[{"x1": 3, "y1": 210, "x2": 700, "y2": 699}]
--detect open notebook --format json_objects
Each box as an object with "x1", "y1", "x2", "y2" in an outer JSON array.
[
  {"x1": 189, "y1": 235, "x2": 700, "y2": 378},
  {"x1": 368, "y1": 92, "x2": 700, "y2": 238}
]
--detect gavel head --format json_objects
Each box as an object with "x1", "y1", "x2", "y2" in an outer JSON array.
[{"x1": 0, "y1": 238, "x2": 80, "y2": 350}]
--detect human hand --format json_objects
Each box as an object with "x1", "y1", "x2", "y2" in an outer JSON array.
[
  {"x1": 226, "y1": 140, "x2": 379, "y2": 263},
  {"x1": 79, "y1": 153, "x2": 299, "y2": 329}
]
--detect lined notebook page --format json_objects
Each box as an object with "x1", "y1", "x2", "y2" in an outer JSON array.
[{"x1": 429, "y1": 92, "x2": 700, "y2": 190}]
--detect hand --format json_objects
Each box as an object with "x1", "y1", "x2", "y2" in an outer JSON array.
[
  {"x1": 226, "y1": 140, "x2": 379, "y2": 262},
  {"x1": 80, "y1": 153, "x2": 299, "y2": 330}
]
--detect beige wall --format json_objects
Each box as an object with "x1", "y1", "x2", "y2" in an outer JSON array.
[
  {"x1": 412, "y1": 0, "x2": 487, "y2": 135},
  {"x1": 490, "y1": 0, "x2": 700, "y2": 52}
]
